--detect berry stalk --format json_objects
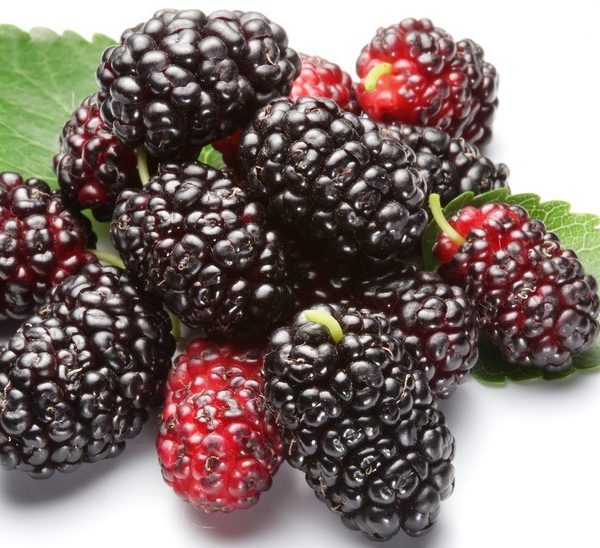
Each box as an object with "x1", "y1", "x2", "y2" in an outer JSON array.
[
  {"x1": 303, "y1": 310, "x2": 343, "y2": 343},
  {"x1": 137, "y1": 146, "x2": 150, "y2": 186},
  {"x1": 363, "y1": 62, "x2": 393, "y2": 92},
  {"x1": 89, "y1": 249, "x2": 126, "y2": 270},
  {"x1": 169, "y1": 313, "x2": 181, "y2": 342},
  {"x1": 429, "y1": 193, "x2": 465, "y2": 245}
]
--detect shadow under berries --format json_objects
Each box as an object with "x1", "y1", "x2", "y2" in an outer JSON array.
[
  {"x1": 0, "y1": 418, "x2": 158, "y2": 504},
  {"x1": 180, "y1": 462, "x2": 298, "y2": 539}
]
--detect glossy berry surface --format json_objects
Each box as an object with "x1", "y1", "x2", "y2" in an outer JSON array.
[
  {"x1": 213, "y1": 53, "x2": 359, "y2": 170},
  {"x1": 0, "y1": 263, "x2": 175, "y2": 478},
  {"x1": 157, "y1": 340, "x2": 283, "y2": 512},
  {"x1": 382, "y1": 124, "x2": 509, "y2": 206},
  {"x1": 291, "y1": 53, "x2": 360, "y2": 114},
  {"x1": 111, "y1": 162, "x2": 293, "y2": 339},
  {"x1": 0, "y1": 172, "x2": 97, "y2": 320},
  {"x1": 53, "y1": 94, "x2": 142, "y2": 222},
  {"x1": 239, "y1": 97, "x2": 428, "y2": 269},
  {"x1": 97, "y1": 9, "x2": 300, "y2": 159},
  {"x1": 356, "y1": 18, "x2": 498, "y2": 146},
  {"x1": 358, "y1": 264, "x2": 479, "y2": 398},
  {"x1": 435, "y1": 203, "x2": 599, "y2": 370},
  {"x1": 285, "y1": 254, "x2": 478, "y2": 397},
  {"x1": 264, "y1": 304, "x2": 455, "y2": 540}
]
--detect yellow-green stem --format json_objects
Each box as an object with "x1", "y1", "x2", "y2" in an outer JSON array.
[
  {"x1": 137, "y1": 146, "x2": 150, "y2": 186},
  {"x1": 90, "y1": 249, "x2": 125, "y2": 270},
  {"x1": 303, "y1": 310, "x2": 344, "y2": 344},
  {"x1": 364, "y1": 62, "x2": 393, "y2": 92},
  {"x1": 429, "y1": 194, "x2": 465, "y2": 245},
  {"x1": 169, "y1": 314, "x2": 181, "y2": 342}
]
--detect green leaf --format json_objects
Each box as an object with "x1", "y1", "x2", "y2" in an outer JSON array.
[
  {"x1": 198, "y1": 145, "x2": 225, "y2": 169},
  {"x1": 473, "y1": 339, "x2": 600, "y2": 385},
  {"x1": 421, "y1": 189, "x2": 600, "y2": 384},
  {"x1": 0, "y1": 25, "x2": 114, "y2": 182}
]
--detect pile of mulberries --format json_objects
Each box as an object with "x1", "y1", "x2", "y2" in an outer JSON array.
[{"x1": 0, "y1": 7, "x2": 597, "y2": 546}]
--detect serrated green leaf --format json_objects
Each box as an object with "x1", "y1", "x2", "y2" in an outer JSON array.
[
  {"x1": 0, "y1": 25, "x2": 114, "y2": 182},
  {"x1": 473, "y1": 339, "x2": 600, "y2": 385},
  {"x1": 421, "y1": 188, "x2": 600, "y2": 384}
]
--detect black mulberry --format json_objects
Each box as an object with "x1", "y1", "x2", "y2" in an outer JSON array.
[
  {"x1": 263, "y1": 304, "x2": 455, "y2": 540},
  {"x1": 0, "y1": 263, "x2": 175, "y2": 478},
  {"x1": 96, "y1": 9, "x2": 300, "y2": 158}
]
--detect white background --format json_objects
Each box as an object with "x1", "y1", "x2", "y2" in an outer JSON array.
[{"x1": 1, "y1": 1, "x2": 600, "y2": 547}]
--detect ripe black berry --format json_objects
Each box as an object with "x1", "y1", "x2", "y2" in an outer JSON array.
[
  {"x1": 264, "y1": 304, "x2": 455, "y2": 540},
  {"x1": 97, "y1": 9, "x2": 300, "y2": 159},
  {"x1": 239, "y1": 97, "x2": 428, "y2": 268},
  {"x1": 358, "y1": 264, "x2": 479, "y2": 398},
  {"x1": 0, "y1": 263, "x2": 175, "y2": 478},
  {"x1": 111, "y1": 162, "x2": 293, "y2": 339},
  {"x1": 382, "y1": 124, "x2": 509, "y2": 206},
  {"x1": 434, "y1": 201, "x2": 600, "y2": 370},
  {"x1": 284, "y1": 251, "x2": 478, "y2": 398},
  {"x1": 0, "y1": 172, "x2": 97, "y2": 320}
]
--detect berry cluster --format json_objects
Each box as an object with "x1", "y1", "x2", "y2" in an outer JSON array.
[
  {"x1": 0, "y1": 172, "x2": 96, "y2": 320},
  {"x1": 239, "y1": 97, "x2": 429, "y2": 268},
  {"x1": 0, "y1": 263, "x2": 175, "y2": 478},
  {"x1": 96, "y1": 9, "x2": 301, "y2": 159},
  {"x1": 54, "y1": 93, "x2": 143, "y2": 221},
  {"x1": 0, "y1": 7, "x2": 597, "y2": 546},
  {"x1": 382, "y1": 124, "x2": 509, "y2": 206},
  {"x1": 111, "y1": 162, "x2": 293, "y2": 338}
]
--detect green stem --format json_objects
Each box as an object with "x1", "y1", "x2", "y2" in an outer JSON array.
[
  {"x1": 137, "y1": 146, "x2": 150, "y2": 186},
  {"x1": 90, "y1": 249, "x2": 126, "y2": 270},
  {"x1": 364, "y1": 62, "x2": 393, "y2": 92},
  {"x1": 169, "y1": 313, "x2": 181, "y2": 342},
  {"x1": 303, "y1": 310, "x2": 344, "y2": 344},
  {"x1": 429, "y1": 194, "x2": 465, "y2": 245}
]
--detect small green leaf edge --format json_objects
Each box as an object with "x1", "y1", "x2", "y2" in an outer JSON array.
[{"x1": 198, "y1": 145, "x2": 226, "y2": 169}]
